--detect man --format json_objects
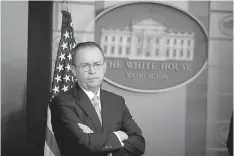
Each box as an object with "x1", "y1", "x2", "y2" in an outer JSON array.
[{"x1": 50, "y1": 42, "x2": 145, "y2": 156}]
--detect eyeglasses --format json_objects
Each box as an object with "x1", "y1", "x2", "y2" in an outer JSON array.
[{"x1": 78, "y1": 62, "x2": 104, "y2": 72}]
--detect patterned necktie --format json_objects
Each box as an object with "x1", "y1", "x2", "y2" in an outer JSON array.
[
  {"x1": 93, "y1": 96, "x2": 112, "y2": 156},
  {"x1": 92, "y1": 95, "x2": 102, "y2": 125}
]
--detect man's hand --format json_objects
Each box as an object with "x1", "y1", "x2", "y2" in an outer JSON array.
[
  {"x1": 115, "y1": 131, "x2": 129, "y2": 141},
  {"x1": 78, "y1": 123, "x2": 94, "y2": 134}
]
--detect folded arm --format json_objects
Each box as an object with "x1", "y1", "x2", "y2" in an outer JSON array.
[
  {"x1": 78, "y1": 123, "x2": 128, "y2": 146},
  {"x1": 119, "y1": 97, "x2": 146, "y2": 156}
]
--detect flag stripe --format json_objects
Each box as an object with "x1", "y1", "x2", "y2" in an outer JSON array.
[
  {"x1": 44, "y1": 141, "x2": 55, "y2": 156},
  {"x1": 45, "y1": 126, "x2": 61, "y2": 156},
  {"x1": 45, "y1": 107, "x2": 61, "y2": 156}
]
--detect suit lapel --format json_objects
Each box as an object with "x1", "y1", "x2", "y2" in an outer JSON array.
[
  {"x1": 100, "y1": 90, "x2": 112, "y2": 132},
  {"x1": 73, "y1": 84, "x2": 102, "y2": 132}
]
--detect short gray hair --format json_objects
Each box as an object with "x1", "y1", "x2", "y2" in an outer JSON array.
[{"x1": 72, "y1": 41, "x2": 105, "y2": 66}]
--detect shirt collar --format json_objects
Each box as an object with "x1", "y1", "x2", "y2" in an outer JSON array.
[{"x1": 80, "y1": 85, "x2": 100, "y2": 101}]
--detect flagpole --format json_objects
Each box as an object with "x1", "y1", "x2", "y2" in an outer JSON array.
[{"x1": 61, "y1": 0, "x2": 68, "y2": 12}]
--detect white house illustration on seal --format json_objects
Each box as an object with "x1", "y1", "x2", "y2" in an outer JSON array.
[{"x1": 100, "y1": 18, "x2": 195, "y2": 61}]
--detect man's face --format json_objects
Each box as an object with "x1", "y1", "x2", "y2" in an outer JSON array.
[{"x1": 75, "y1": 47, "x2": 106, "y2": 92}]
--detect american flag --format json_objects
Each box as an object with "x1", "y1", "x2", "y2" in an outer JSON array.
[
  {"x1": 44, "y1": 9, "x2": 77, "y2": 156},
  {"x1": 49, "y1": 13, "x2": 77, "y2": 99}
]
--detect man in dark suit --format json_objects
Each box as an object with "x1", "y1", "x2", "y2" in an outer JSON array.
[{"x1": 50, "y1": 42, "x2": 145, "y2": 156}]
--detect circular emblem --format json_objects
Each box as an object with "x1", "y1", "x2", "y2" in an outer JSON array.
[
  {"x1": 220, "y1": 15, "x2": 233, "y2": 36},
  {"x1": 94, "y1": 2, "x2": 208, "y2": 92}
]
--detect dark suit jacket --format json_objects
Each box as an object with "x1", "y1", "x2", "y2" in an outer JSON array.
[{"x1": 50, "y1": 84, "x2": 145, "y2": 156}]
